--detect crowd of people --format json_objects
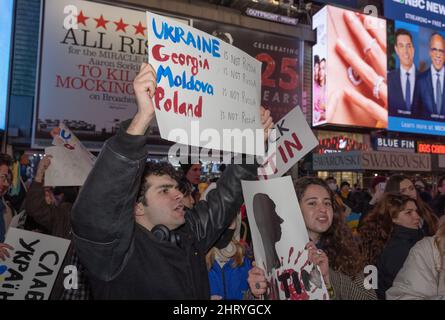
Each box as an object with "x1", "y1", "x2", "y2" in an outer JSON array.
[{"x1": 0, "y1": 63, "x2": 444, "y2": 300}]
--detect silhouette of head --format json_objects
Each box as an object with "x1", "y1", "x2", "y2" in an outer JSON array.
[{"x1": 253, "y1": 193, "x2": 284, "y2": 273}]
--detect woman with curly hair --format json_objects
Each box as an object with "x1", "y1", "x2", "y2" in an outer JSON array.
[
  {"x1": 247, "y1": 177, "x2": 376, "y2": 300},
  {"x1": 384, "y1": 174, "x2": 437, "y2": 235},
  {"x1": 386, "y1": 218, "x2": 445, "y2": 299},
  {"x1": 359, "y1": 193, "x2": 435, "y2": 299}
]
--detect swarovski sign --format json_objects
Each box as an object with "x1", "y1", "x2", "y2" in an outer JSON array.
[{"x1": 313, "y1": 151, "x2": 431, "y2": 172}]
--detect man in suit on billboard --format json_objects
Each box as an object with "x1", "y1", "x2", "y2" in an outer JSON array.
[
  {"x1": 413, "y1": 33, "x2": 445, "y2": 121},
  {"x1": 388, "y1": 29, "x2": 418, "y2": 118}
]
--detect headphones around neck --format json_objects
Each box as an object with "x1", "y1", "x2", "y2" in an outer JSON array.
[{"x1": 151, "y1": 224, "x2": 181, "y2": 246}]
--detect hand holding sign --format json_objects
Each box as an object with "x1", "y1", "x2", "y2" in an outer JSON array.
[
  {"x1": 44, "y1": 124, "x2": 96, "y2": 187},
  {"x1": 35, "y1": 155, "x2": 53, "y2": 183},
  {"x1": 242, "y1": 177, "x2": 329, "y2": 300},
  {"x1": 260, "y1": 106, "x2": 273, "y2": 143},
  {"x1": 305, "y1": 241, "x2": 330, "y2": 287},
  {"x1": 247, "y1": 262, "x2": 268, "y2": 298},
  {"x1": 0, "y1": 243, "x2": 13, "y2": 261},
  {"x1": 134, "y1": 63, "x2": 157, "y2": 115}
]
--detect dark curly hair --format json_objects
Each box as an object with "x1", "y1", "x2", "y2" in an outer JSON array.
[
  {"x1": 385, "y1": 174, "x2": 437, "y2": 235},
  {"x1": 137, "y1": 162, "x2": 179, "y2": 206},
  {"x1": 293, "y1": 176, "x2": 366, "y2": 277},
  {"x1": 360, "y1": 192, "x2": 424, "y2": 265}
]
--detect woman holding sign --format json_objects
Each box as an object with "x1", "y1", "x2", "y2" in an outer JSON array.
[{"x1": 247, "y1": 177, "x2": 376, "y2": 300}]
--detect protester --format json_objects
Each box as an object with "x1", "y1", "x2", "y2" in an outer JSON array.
[
  {"x1": 206, "y1": 215, "x2": 252, "y2": 300},
  {"x1": 383, "y1": 174, "x2": 437, "y2": 236},
  {"x1": 247, "y1": 177, "x2": 376, "y2": 300},
  {"x1": 386, "y1": 218, "x2": 445, "y2": 300},
  {"x1": 325, "y1": 176, "x2": 350, "y2": 219},
  {"x1": 24, "y1": 156, "x2": 75, "y2": 238},
  {"x1": 180, "y1": 162, "x2": 202, "y2": 203},
  {"x1": 71, "y1": 63, "x2": 274, "y2": 299},
  {"x1": 23, "y1": 155, "x2": 90, "y2": 300},
  {"x1": 201, "y1": 176, "x2": 250, "y2": 300},
  {"x1": 358, "y1": 175, "x2": 386, "y2": 226},
  {"x1": 338, "y1": 181, "x2": 352, "y2": 208},
  {"x1": 346, "y1": 190, "x2": 370, "y2": 236},
  {"x1": 359, "y1": 193, "x2": 434, "y2": 299}
]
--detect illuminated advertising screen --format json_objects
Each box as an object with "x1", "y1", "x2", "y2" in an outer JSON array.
[
  {"x1": 417, "y1": 141, "x2": 445, "y2": 154},
  {"x1": 312, "y1": 5, "x2": 387, "y2": 128},
  {"x1": 387, "y1": 20, "x2": 445, "y2": 136},
  {"x1": 315, "y1": 130, "x2": 370, "y2": 154},
  {"x1": 384, "y1": 0, "x2": 445, "y2": 32},
  {"x1": 0, "y1": 0, "x2": 14, "y2": 130}
]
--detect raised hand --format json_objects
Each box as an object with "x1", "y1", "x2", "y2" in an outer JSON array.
[
  {"x1": 260, "y1": 106, "x2": 273, "y2": 143},
  {"x1": 127, "y1": 63, "x2": 157, "y2": 135},
  {"x1": 35, "y1": 155, "x2": 53, "y2": 183},
  {"x1": 134, "y1": 63, "x2": 157, "y2": 115}
]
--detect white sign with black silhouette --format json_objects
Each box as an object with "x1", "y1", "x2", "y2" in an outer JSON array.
[{"x1": 242, "y1": 176, "x2": 329, "y2": 300}]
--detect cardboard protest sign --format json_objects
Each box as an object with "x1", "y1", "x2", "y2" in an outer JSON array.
[
  {"x1": 44, "y1": 124, "x2": 96, "y2": 186},
  {"x1": 0, "y1": 228, "x2": 70, "y2": 300},
  {"x1": 51, "y1": 123, "x2": 97, "y2": 163},
  {"x1": 258, "y1": 106, "x2": 318, "y2": 179},
  {"x1": 242, "y1": 176, "x2": 329, "y2": 300},
  {"x1": 147, "y1": 11, "x2": 264, "y2": 156}
]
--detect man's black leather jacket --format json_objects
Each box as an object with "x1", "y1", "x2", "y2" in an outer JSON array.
[{"x1": 71, "y1": 120, "x2": 257, "y2": 299}]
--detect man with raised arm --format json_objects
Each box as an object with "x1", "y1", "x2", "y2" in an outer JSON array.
[{"x1": 71, "y1": 63, "x2": 273, "y2": 299}]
